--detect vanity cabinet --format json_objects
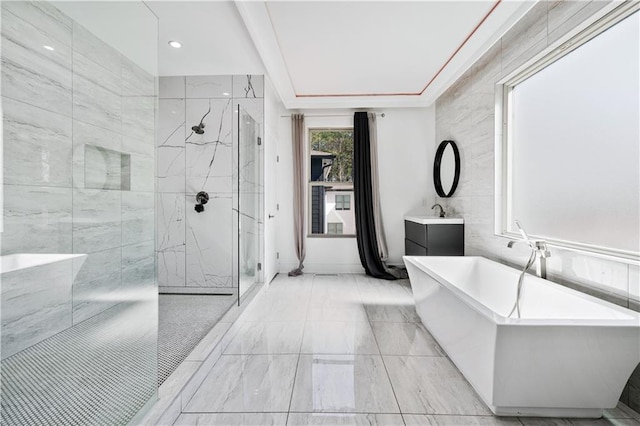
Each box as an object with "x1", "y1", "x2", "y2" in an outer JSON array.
[{"x1": 404, "y1": 217, "x2": 464, "y2": 256}]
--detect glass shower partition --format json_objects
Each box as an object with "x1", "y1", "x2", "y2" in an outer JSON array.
[
  {"x1": 238, "y1": 106, "x2": 263, "y2": 303},
  {"x1": 0, "y1": 2, "x2": 158, "y2": 425}
]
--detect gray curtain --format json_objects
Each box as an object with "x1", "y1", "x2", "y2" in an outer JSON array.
[
  {"x1": 368, "y1": 113, "x2": 389, "y2": 261},
  {"x1": 289, "y1": 114, "x2": 306, "y2": 276}
]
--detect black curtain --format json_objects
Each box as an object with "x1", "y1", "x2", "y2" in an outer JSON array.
[{"x1": 353, "y1": 112, "x2": 396, "y2": 280}]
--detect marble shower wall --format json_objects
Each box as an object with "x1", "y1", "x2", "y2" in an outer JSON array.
[
  {"x1": 157, "y1": 75, "x2": 264, "y2": 292},
  {"x1": 433, "y1": 0, "x2": 639, "y2": 411},
  {"x1": 1, "y1": 0, "x2": 156, "y2": 352}
]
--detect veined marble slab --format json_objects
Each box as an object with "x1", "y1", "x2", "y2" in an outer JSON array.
[
  {"x1": 232, "y1": 75, "x2": 264, "y2": 98},
  {"x1": 186, "y1": 194, "x2": 232, "y2": 288},
  {"x1": 72, "y1": 21, "x2": 121, "y2": 75},
  {"x1": 2, "y1": 1, "x2": 72, "y2": 47},
  {"x1": 73, "y1": 69, "x2": 122, "y2": 133},
  {"x1": 185, "y1": 98, "x2": 233, "y2": 194},
  {"x1": 157, "y1": 245, "x2": 186, "y2": 288},
  {"x1": 2, "y1": 184, "x2": 72, "y2": 255},
  {"x1": 2, "y1": 8, "x2": 72, "y2": 116},
  {"x1": 122, "y1": 56, "x2": 155, "y2": 97},
  {"x1": 186, "y1": 75, "x2": 232, "y2": 99},
  {"x1": 159, "y1": 76, "x2": 185, "y2": 99},
  {"x1": 157, "y1": 192, "x2": 186, "y2": 250},
  {"x1": 122, "y1": 191, "x2": 154, "y2": 246},
  {"x1": 122, "y1": 240, "x2": 155, "y2": 289},
  {"x1": 3, "y1": 96, "x2": 72, "y2": 187},
  {"x1": 72, "y1": 246, "x2": 122, "y2": 324},
  {"x1": 72, "y1": 188, "x2": 121, "y2": 254}
]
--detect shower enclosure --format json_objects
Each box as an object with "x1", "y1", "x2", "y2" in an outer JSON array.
[
  {"x1": 238, "y1": 105, "x2": 263, "y2": 302},
  {"x1": 155, "y1": 75, "x2": 264, "y2": 384},
  {"x1": 0, "y1": 1, "x2": 158, "y2": 424}
]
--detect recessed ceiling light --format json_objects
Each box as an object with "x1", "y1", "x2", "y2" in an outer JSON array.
[
  {"x1": 43, "y1": 45, "x2": 54, "y2": 51},
  {"x1": 168, "y1": 40, "x2": 182, "y2": 49},
  {"x1": 223, "y1": 92, "x2": 230, "y2": 96}
]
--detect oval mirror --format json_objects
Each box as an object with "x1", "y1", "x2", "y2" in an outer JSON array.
[{"x1": 433, "y1": 140, "x2": 460, "y2": 198}]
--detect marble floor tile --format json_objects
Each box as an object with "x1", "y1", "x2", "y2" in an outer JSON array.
[
  {"x1": 184, "y1": 354, "x2": 298, "y2": 413},
  {"x1": 307, "y1": 303, "x2": 370, "y2": 322},
  {"x1": 404, "y1": 414, "x2": 521, "y2": 425},
  {"x1": 364, "y1": 303, "x2": 421, "y2": 323},
  {"x1": 223, "y1": 321, "x2": 305, "y2": 355},
  {"x1": 287, "y1": 413, "x2": 404, "y2": 425},
  {"x1": 290, "y1": 354, "x2": 399, "y2": 413},
  {"x1": 175, "y1": 413, "x2": 287, "y2": 426},
  {"x1": 384, "y1": 356, "x2": 491, "y2": 415},
  {"x1": 300, "y1": 321, "x2": 379, "y2": 355},
  {"x1": 371, "y1": 322, "x2": 444, "y2": 356},
  {"x1": 241, "y1": 291, "x2": 309, "y2": 322}
]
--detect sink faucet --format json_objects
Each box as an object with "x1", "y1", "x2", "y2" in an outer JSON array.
[
  {"x1": 507, "y1": 220, "x2": 551, "y2": 279},
  {"x1": 431, "y1": 203, "x2": 445, "y2": 218}
]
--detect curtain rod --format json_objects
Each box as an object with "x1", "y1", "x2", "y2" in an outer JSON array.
[{"x1": 279, "y1": 112, "x2": 385, "y2": 118}]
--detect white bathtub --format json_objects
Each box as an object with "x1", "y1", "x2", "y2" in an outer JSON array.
[{"x1": 403, "y1": 256, "x2": 640, "y2": 418}]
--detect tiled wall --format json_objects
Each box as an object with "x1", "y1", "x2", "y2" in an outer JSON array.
[
  {"x1": 434, "y1": 0, "x2": 639, "y2": 411},
  {"x1": 156, "y1": 75, "x2": 263, "y2": 292},
  {"x1": 1, "y1": 0, "x2": 156, "y2": 353}
]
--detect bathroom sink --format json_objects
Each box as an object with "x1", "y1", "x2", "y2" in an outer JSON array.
[{"x1": 404, "y1": 214, "x2": 464, "y2": 225}]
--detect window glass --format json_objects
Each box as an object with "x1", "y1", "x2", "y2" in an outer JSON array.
[
  {"x1": 309, "y1": 129, "x2": 355, "y2": 236},
  {"x1": 504, "y1": 10, "x2": 639, "y2": 255}
]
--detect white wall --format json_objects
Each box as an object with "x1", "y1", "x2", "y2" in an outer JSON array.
[
  {"x1": 263, "y1": 78, "x2": 286, "y2": 283},
  {"x1": 277, "y1": 107, "x2": 435, "y2": 274}
]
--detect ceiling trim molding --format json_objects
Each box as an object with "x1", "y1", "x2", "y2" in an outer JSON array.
[{"x1": 236, "y1": 0, "x2": 537, "y2": 109}]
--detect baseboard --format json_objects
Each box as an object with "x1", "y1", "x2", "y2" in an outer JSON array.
[{"x1": 279, "y1": 262, "x2": 365, "y2": 274}]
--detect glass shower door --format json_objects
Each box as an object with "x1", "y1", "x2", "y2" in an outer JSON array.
[{"x1": 238, "y1": 106, "x2": 262, "y2": 303}]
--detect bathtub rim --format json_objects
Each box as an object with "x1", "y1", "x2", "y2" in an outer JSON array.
[{"x1": 403, "y1": 255, "x2": 640, "y2": 327}]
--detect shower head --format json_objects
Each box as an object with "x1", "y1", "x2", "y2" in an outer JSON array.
[{"x1": 191, "y1": 103, "x2": 211, "y2": 135}]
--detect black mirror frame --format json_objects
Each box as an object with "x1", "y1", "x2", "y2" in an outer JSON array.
[{"x1": 433, "y1": 140, "x2": 461, "y2": 198}]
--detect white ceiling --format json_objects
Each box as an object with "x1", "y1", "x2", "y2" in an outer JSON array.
[
  {"x1": 266, "y1": 1, "x2": 494, "y2": 96},
  {"x1": 145, "y1": 1, "x2": 265, "y2": 77},
  {"x1": 142, "y1": 0, "x2": 535, "y2": 109},
  {"x1": 237, "y1": 0, "x2": 536, "y2": 109}
]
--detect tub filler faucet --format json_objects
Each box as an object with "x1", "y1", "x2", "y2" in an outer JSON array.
[{"x1": 507, "y1": 220, "x2": 551, "y2": 279}]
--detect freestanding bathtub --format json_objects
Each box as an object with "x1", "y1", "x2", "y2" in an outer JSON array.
[{"x1": 403, "y1": 256, "x2": 640, "y2": 418}]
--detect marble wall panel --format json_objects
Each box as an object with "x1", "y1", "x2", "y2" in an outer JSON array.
[
  {"x1": 72, "y1": 247, "x2": 122, "y2": 324},
  {"x1": 122, "y1": 191, "x2": 155, "y2": 246},
  {"x1": 185, "y1": 194, "x2": 233, "y2": 288},
  {"x1": 185, "y1": 98, "x2": 233, "y2": 194},
  {"x1": 122, "y1": 240, "x2": 155, "y2": 289},
  {"x1": 3, "y1": 97, "x2": 72, "y2": 187},
  {"x1": 72, "y1": 188, "x2": 121, "y2": 254},
  {"x1": 160, "y1": 76, "x2": 185, "y2": 99},
  {"x1": 2, "y1": 185, "x2": 72, "y2": 255},
  {"x1": 1, "y1": 4, "x2": 72, "y2": 116},
  {"x1": 186, "y1": 75, "x2": 232, "y2": 99},
  {"x1": 232, "y1": 75, "x2": 264, "y2": 98}
]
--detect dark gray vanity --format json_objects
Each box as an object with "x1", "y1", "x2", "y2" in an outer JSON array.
[{"x1": 404, "y1": 215, "x2": 464, "y2": 256}]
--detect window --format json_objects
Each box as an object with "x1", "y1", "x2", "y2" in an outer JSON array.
[
  {"x1": 335, "y1": 194, "x2": 351, "y2": 211},
  {"x1": 327, "y1": 223, "x2": 343, "y2": 235},
  {"x1": 498, "y1": 5, "x2": 639, "y2": 260},
  {"x1": 308, "y1": 128, "x2": 355, "y2": 237}
]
